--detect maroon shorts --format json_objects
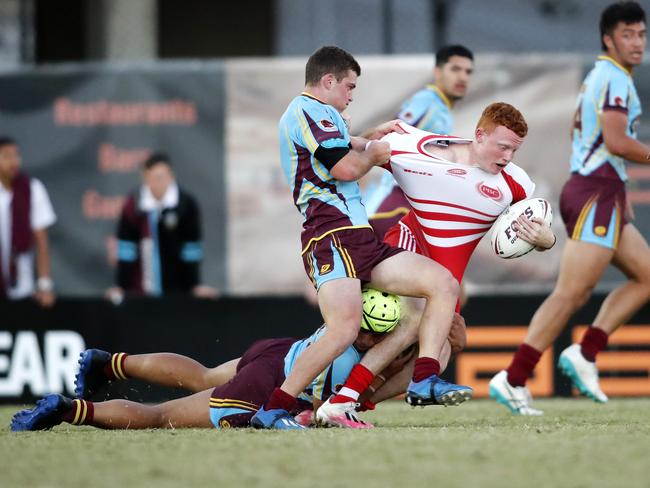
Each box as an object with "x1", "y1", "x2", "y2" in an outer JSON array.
[
  {"x1": 560, "y1": 173, "x2": 627, "y2": 250},
  {"x1": 368, "y1": 186, "x2": 411, "y2": 240},
  {"x1": 302, "y1": 227, "x2": 403, "y2": 289},
  {"x1": 209, "y1": 338, "x2": 295, "y2": 428}
]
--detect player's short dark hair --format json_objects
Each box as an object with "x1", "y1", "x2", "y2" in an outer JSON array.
[
  {"x1": 0, "y1": 136, "x2": 17, "y2": 149},
  {"x1": 600, "y1": 1, "x2": 646, "y2": 51},
  {"x1": 305, "y1": 46, "x2": 361, "y2": 85},
  {"x1": 435, "y1": 45, "x2": 474, "y2": 67},
  {"x1": 143, "y1": 152, "x2": 172, "y2": 171}
]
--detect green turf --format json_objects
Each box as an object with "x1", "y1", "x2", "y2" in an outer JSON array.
[{"x1": 2, "y1": 398, "x2": 649, "y2": 488}]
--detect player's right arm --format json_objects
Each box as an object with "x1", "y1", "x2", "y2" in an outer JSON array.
[
  {"x1": 601, "y1": 109, "x2": 650, "y2": 164},
  {"x1": 329, "y1": 140, "x2": 391, "y2": 181}
]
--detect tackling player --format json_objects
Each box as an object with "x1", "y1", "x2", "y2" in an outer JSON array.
[
  {"x1": 252, "y1": 45, "x2": 473, "y2": 429},
  {"x1": 490, "y1": 1, "x2": 650, "y2": 415},
  {"x1": 11, "y1": 289, "x2": 405, "y2": 431}
]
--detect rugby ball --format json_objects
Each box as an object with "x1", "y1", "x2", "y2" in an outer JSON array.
[{"x1": 491, "y1": 198, "x2": 553, "y2": 259}]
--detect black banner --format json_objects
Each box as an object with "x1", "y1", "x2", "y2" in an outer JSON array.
[
  {"x1": 1, "y1": 294, "x2": 649, "y2": 404},
  {"x1": 0, "y1": 62, "x2": 227, "y2": 295}
]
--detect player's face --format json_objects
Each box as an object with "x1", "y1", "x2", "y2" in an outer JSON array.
[
  {"x1": 353, "y1": 329, "x2": 386, "y2": 352},
  {"x1": 435, "y1": 56, "x2": 474, "y2": 101},
  {"x1": 475, "y1": 125, "x2": 524, "y2": 174},
  {"x1": 605, "y1": 21, "x2": 646, "y2": 69},
  {"x1": 327, "y1": 70, "x2": 358, "y2": 112},
  {"x1": 0, "y1": 144, "x2": 21, "y2": 183},
  {"x1": 143, "y1": 163, "x2": 175, "y2": 200}
]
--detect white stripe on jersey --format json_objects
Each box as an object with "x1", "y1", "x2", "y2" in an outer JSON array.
[{"x1": 398, "y1": 222, "x2": 418, "y2": 252}]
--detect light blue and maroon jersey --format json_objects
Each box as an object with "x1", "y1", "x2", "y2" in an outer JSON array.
[
  {"x1": 397, "y1": 84, "x2": 454, "y2": 134},
  {"x1": 284, "y1": 325, "x2": 363, "y2": 404},
  {"x1": 279, "y1": 92, "x2": 370, "y2": 250},
  {"x1": 571, "y1": 56, "x2": 642, "y2": 182},
  {"x1": 365, "y1": 84, "x2": 453, "y2": 215}
]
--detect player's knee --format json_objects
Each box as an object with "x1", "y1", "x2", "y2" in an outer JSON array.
[
  {"x1": 149, "y1": 405, "x2": 168, "y2": 428},
  {"x1": 419, "y1": 265, "x2": 459, "y2": 299},
  {"x1": 325, "y1": 322, "x2": 359, "y2": 355},
  {"x1": 432, "y1": 271, "x2": 460, "y2": 301}
]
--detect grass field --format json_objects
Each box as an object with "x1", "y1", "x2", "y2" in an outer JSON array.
[{"x1": 2, "y1": 398, "x2": 649, "y2": 488}]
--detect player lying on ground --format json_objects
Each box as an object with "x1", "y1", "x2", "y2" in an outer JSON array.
[
  {"x1": 11, "y1": 289, "x2": 466, "y2": 431},
  {"x1": 319, "y1": 103, "x2": 556, "y2": 425}
]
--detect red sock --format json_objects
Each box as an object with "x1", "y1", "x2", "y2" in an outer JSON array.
[
  {"x1": 412, "y1": 357, "x2": 440, "y2": 382},
  {"x1": 103, "y1": 352, "x2": 129, "y2": 380},
  {"x1": 331, "y1": 364, "x2": 374, "y2": 403},
  {"x1": 580, "y1": 327, "x2": 609, "y2": 362},
  {"x1": 265, "y1": 387, "x2": 297, "y2": 412},
  {"x1": 62, "y1": 399, "x2": 95, "y2": 425},
  {"x1": 506, "y1": 343, "x2": 542, "y2": 387}
]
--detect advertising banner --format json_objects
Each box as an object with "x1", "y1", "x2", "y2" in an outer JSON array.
[{"x1": 0, "y1": 62, "x2": 227, "y2": 295}]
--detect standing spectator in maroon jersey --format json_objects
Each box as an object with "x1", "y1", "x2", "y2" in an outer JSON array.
[{"x1": 106, "y1": 152, "x2": 217, "y2": 302}]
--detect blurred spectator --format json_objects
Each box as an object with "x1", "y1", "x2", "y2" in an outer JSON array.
[
  {"x1": 0, "y1": 137, "x2": 56, "y2": 307},
  {"x1": 106, "y1": 152, "x2": 217, "y2": 302}
]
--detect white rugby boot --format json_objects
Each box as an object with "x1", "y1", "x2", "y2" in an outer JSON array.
[
  {"x1": 315, "y1": 397, "x2": 374, "y2": 429},
  {"x1": 558, "y1": 344, "x2": 608, "y2": 403},
  {"x1": 489, "y1": 370, "x2": 543, "y2": 415}
]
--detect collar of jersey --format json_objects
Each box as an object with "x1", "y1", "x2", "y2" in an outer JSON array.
[
  {"x1": 301, "y1": 91, "x2": 328, "y2": 104},
  {"x1": 426, "y1": 84, "x2": 453, "y2": 109},
  {"x1": 597, "y1": 55, "x2": 631, "y2": 76}
]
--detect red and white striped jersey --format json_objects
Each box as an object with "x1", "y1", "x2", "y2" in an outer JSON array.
[{"x1": 381, "y1": 123, "x2": 535, "y2": 284}]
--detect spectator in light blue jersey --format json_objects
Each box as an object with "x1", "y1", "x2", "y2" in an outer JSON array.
[{"x1": 492, "y1": 1, "x2": 650, "y2": 416}]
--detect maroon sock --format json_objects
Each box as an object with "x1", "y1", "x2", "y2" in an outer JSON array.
[
  {"x1": 506, "y1": 343, "x2": 542, "y2": 387},
  {"x1": 62, "y1": 399, "x2": 95, "y2": 425},
  {"x1": 580, "y1": 327, "x2": 609, "y2": 362},
  {"x1": 103, "y1": 353, "x2": 129, "y2": 381},
  {"x1": 331, "y1": 364, "x2": 374, "y2": 403},
  {"x1": 265, "y1": 387, "x2": 297, "y2": 412},
  {"x1": 412, "y1": 357, "x2": 441, "y2": 382}
]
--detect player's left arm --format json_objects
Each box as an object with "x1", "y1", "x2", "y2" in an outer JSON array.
[
  {"x1": 601, "y1": 110, "x2": 650, "y2": 164},
  {"x1": 515, "y1": 215, "x2": 556, "y2": 251},
  {"x1": 355, "y1": 119, "x2": 405, "y2": 144}
]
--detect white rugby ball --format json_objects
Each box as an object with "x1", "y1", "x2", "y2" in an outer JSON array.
[{"x1": 491, "y1": 198, "x2": 553, "y2": 259}]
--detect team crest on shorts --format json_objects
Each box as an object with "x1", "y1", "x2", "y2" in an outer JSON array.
[
  {"x1": 320, "y1": 264, "x2": 331, "y2": 274},
  {"x1": 594, "y1": 225, "x2": 607, "y2": 236},
  {"x1": 219, "y1": 419, "x2": 231, "y2": 428}
]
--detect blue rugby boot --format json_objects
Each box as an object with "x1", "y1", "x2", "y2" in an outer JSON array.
[
  {"x1": 74, "y1": 349, "x2": 113, "y2": 399},
  {"x1": 250, "y1": 406, "x2": 306, "y2": 430},
  {"x1": 405, "y1": 374, "x2": 473, "y2": 407},
  {"x1": 11, "y1": 394, "x2": 72, "y2": 431}
]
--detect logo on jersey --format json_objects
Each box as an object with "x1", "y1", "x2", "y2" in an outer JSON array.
[
  {"x1": 403, "y1": 168, "x2": 433, "y2": 177},
  {"x1": 446, "y1": 168, "x2": 467, "y2": 178},
  {"x1": 594, "y1": 225, "x2": 607, "y2": 236},
  {"x1": 476, "y1": 182, "x2": 502, "y2": 201},
  {"x1": 318, "y1": 119, "x2": 338, "y2": 132},
  {"x1": 219, "y1": 419, "x2": 231, "y2": 428}
]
